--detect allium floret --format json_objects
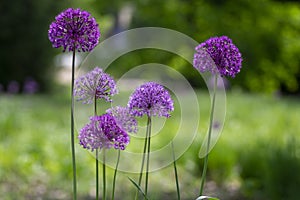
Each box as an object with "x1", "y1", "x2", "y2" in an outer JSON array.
[
  {"x1": 48, "y1": 8, "x2": 100, "y2": 52},
  {"x1": 78, "y1": 114, "x2": 130, "y2": 151},
  {"x1": 128, "y1": 82, "x2": 174, "y2": 118},
  {"x1": 74, "y1": 67, "x2": 118, "y2": 104},
  {"x1": 193, "y1": 36, "x2": 242, "y2": 77},
  {"x1": 107, "y1": 106, "x2": 138, "y2": 134}
]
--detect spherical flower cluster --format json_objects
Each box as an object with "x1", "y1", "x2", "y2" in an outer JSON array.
[
  {"x1": 193, "y1": 36, "x2": 242, "y2": 78},
  {"x1": 128, "y1": 82, "x2": 174, "y2": 118},
  {"x1": 107, "y1": 106, "x2": 138, "y2": 134},
  {"x1": 78, "y1": 114, "x2": 130, "y2": 151},
  {"x1": 48, "y1": 8, "x2": 100, "y2": 52},
  {"x1": 74, "y1": 67, "x2": 118, "y2": 104}
]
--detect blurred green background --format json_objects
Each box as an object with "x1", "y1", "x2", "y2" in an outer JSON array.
[
  {"x1": 0, "y1": 0, "x2": 300, "y2": 199},
  {"x1": 1, "y1": 0, "x2": 300, "y2": 94}
]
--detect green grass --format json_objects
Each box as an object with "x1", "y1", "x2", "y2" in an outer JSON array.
[{"x1": 0, "y1": 88, "x2": 299, "y2": 200}]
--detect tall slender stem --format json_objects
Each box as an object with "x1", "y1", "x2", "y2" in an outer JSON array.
[
  {"x1": 135, "y1": 117, "x2": 150, "y2": 200},
  {"x1": 94, "y1": 97, "x2": 99, "y2": 200},
  {"x1": 145, "y1": 116, "x2": 152, "y2": 197},
  {"x1": 71, "y1": 49, "x2": 77, "y2": 200},
  {"x1": 94, "y1": 95, "x2": 97, "y2": 115},
  {"x1": 96, "y1": 149, "x2": 99, "y2": 200},
  {"x1": 112, "y1": 149, "x2": 120, "y2": 200},
  {"x1": 199, "y1": 75, "x2": 218, "y2": 195},
  {"x1": 103, "y1": 149, "x2": 106, "y2": 200},
  {"x1": 172, "y1": 141, "x2": 180, "y2": 200}
]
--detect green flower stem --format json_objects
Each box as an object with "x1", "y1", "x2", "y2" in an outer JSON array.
[
  {"x1": 95, "y1": 92, "x2": 105, "y2": 200},
  {"x1": 135, "y1": 118, "x2": 150, "y2": 200},
  {"x1": 172, "y1": 141, "x2": 180, "y2": 200},
  {"x1": 71, "y1": 49, "x2": 77, "y2": 200},
  {"x1": 145, "y1": 116, "x2": 152, "y2": 197},
  {"x1": 112, "y1": 149, "x2": 120, "y2": 200},
  {"x1": 96, "y1": 149, "x2": 99, "y2": 200},
  {"x1": 103, "y1": 149, "x2": 107, "y2": 200},
  {"x1": 94, "y1": 96, "x2": 99, "y2": 200},
  {"x1": 199, "y1": 75, "x2": 218, "y2": 196}
]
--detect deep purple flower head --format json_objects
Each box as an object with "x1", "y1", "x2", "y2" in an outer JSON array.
[
  {"x1": 74, "y1": 67, "x2": 118, "y2": 104},
  {"x1": 107, "y1": 106, "x2": 138, "y2": 134},
  {"x1": 48, "y1": 8, "x2": 100, "y2": 52},
  {"x1": 78, "y1": 114, "x2": 130, "y2": 151},
  {"x1": 193, "y1": 36, "x2": 242, "y2": 78},
  {"x1": 128, "y1": 82, "x2": 174, "y2": 118}
]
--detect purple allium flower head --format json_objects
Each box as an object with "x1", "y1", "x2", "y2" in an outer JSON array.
[
  {"x1": 78, "y1": 116, "x2": 112, "y2": 151},
  {"x1": 193, "y1": 36, "x2": 242, "y2": 78},
  {"x1": 23, "y1": 77, "x2": 39, "y2": 94},
  {"x1": 0, "y1": 84, "x2": 3, "y2": 93},
  {"x1": 74, "y1": 67, "x2": 118, "y2": 104},
  {"x1": 78, "y1": 114, "x2": 130, "y2": 151},
  {"x1": 7, "y1": 81, "x2": 20, "y2": 94},
  {"x1": 48, "y1": 8, "x2": 100, "y2": 52},
  {"x1": 107, "y1": 106, "x2": 138, "y2": 134},
  {"x1": 128, "y1": 82, "x2": 174, "y2": 118}
]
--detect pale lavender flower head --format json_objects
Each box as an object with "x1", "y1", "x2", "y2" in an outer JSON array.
[
  {"x1": 48, "y1": 8, "x2": 100, "y2": 52},
  {"x1": 78, "y1": 114, "x2": 130, "y2": 151},
  {"x1": 74, "y1": 67, "x2": 117, "y2": 104},
  {"x1": 193, "y1": 36, "x2": 242, "y2": 78},
  {"x1": 107, "y1": 106, "x2": 138, "y2": 134},
  {"x1": 128, "y1": 82, "x2": 174, "y2": 118}
]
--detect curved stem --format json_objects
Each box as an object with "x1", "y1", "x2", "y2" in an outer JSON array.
[
  {"x1": 71, "y1": 49, "x2": 77, "y2": 200},
  {"x1": 172, "y1": 141, "x2": 180, "y2": 200},
  {"x1": 145, "y1": 116, "x2": 152, "y2": 197},
  {"x1": 199, "y1": 75, "x2": 218, "y2": 196},
  {"x1": 112, "y1": 149, "x2": 120, "y2": 200}
]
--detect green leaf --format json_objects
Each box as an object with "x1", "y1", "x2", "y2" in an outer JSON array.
[
  {"x1": 195, "y1": 196, "x2": 219, "y2": 200},
  {"x1": 127, "y1": 176, "x2": 150, "y2": 200}
]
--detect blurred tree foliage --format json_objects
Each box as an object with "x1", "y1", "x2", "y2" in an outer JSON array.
[
  {"x1": 1, "y1": 0, "x2": 298, "y2": 93},
  {"x1": 90, "y1": 0, "x2": 300, "y2": 94},
  {"x1": 0, "y1": 0, "x2": 66, "y2": 92}
]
